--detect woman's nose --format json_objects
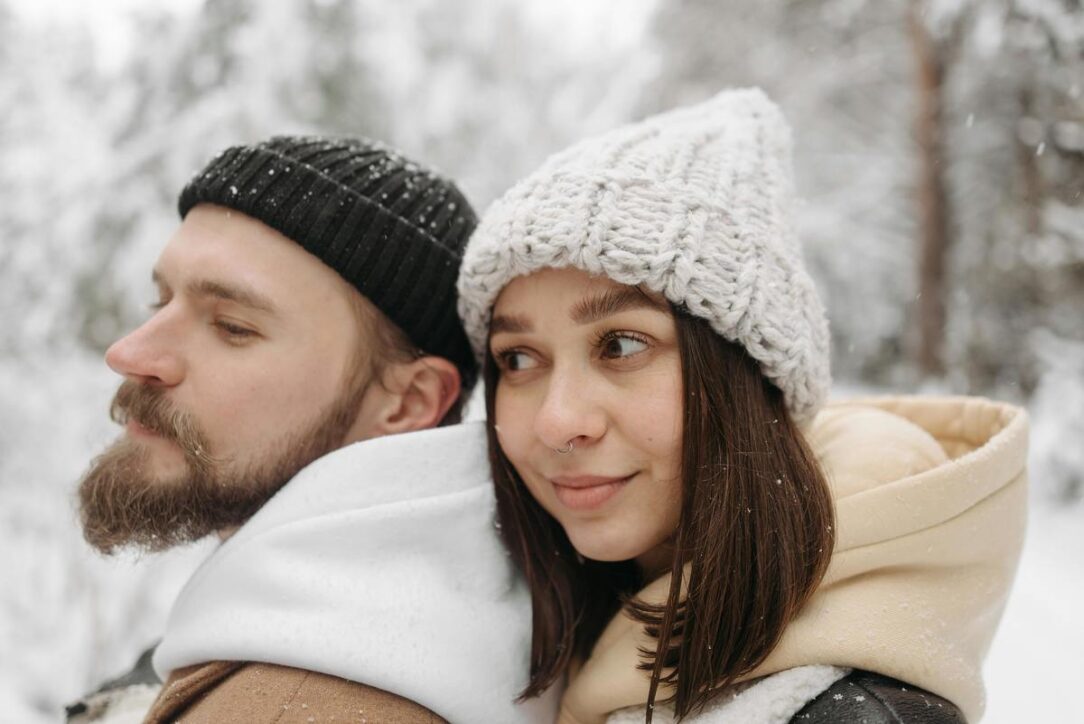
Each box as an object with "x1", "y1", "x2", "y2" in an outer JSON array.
[{"x1": 532, "y1": 365, "x2": 607, "y2": 452}]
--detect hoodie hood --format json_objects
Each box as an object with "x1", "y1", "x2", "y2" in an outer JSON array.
[
  {"x1": 153, "y1": 421, "x2": 558, "y2": 724},
  {"x1": 559, "y1": 396, "x2": 1029, "y2": 724}
]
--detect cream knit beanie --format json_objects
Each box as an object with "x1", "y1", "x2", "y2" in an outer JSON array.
[{"x1": 457, "y1": 88, "x2": 831, "y2": 424}]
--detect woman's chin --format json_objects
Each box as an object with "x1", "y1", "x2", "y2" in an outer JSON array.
[{"x1": 565, "y1": 524, "x2": 650, "y2": 565}]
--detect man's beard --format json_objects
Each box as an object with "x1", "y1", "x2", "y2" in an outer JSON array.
[{"x1": 78, "y1": 375, "x2": 369, "y2": 555}]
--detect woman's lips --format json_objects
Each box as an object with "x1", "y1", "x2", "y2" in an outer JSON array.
[{"x1": 550, "y1": 474, "x2": 634, "y2": 511}]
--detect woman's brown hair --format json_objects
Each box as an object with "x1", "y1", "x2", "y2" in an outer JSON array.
[{"x1": 484, "y1": 304, "x2": 835, "y2": 721}]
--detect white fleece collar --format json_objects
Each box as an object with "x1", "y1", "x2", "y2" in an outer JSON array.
[
  {"x1": 606, "y1": 666, "x2": 849, "y2": 724},
  {"x1": 153, "y1": 422, "x2": 557, "y2": 724}
]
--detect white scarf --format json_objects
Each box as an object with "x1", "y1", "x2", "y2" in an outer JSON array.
[{"x1": 153, "y1": 422, "x2": 558, "y2": 724}]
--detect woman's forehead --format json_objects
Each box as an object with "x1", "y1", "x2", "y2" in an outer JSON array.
[{"x1": 493, "y1": 268, "x2": 663, "y2": 312}]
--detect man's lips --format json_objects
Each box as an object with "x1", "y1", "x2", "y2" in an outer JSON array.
[
  {"x1": 549, "y1": 473, "x2": 635, "y2": 511},
  {"x1": 126, "y1": 418, "x2": 162, "y2": 439}
]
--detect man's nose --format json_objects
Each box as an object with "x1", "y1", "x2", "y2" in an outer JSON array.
[{"x1": 105, "y1": 314, "x2": 185, "y2": 387}]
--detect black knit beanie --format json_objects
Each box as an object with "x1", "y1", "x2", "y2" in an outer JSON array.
[{"x1": 178, "y1": 135, "x2": 479, "y2": 388}]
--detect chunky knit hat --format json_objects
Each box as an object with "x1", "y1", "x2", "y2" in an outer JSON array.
[
  {"x1": 180, "y1": 135, "x2": 478, "y2": 387},
  {"x1": 457, "y1": 89, "x2": 830, "y2": 423}
]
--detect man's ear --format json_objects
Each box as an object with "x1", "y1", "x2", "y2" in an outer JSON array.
[{"x1": 366, "y1": 356, "x2": 461, "y2": 436}]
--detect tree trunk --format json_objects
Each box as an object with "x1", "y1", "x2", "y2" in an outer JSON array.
[
  {"x1": 1017, "y1": 85, "x2": 1044, "y2": 236},
  {"x1": 908, "y1": 1, "x2": 952, "y2": 376}
]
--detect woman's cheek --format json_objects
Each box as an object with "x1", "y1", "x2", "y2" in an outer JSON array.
[
  {"x1": 494, "y1": 386, "x2": 531, "y2": 469},
  {"x1": 630, "y1": 369, "x2": 683, "y2": 458}
]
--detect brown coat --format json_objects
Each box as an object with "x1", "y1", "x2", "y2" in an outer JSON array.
[{"x1": 143, "y1": 661, "x2": 448, "y2": 723}]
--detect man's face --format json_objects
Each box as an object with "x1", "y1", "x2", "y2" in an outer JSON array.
[{"x1": 79, "y1": 204, "x2": 382, "y2": 553}]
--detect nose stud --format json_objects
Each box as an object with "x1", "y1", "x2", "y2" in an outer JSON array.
[{"x1": 554, "y1": 440, "x2": 575, "y2": 455}]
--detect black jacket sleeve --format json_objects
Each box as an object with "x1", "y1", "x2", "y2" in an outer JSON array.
[{"x1": 791, "y1": 670, "x2": 966, "y2": 724}]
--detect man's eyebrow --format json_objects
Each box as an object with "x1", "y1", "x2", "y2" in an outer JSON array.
[
  {"x1": 152, "y1": 269, "x2": 277, "y2": 314},
  {"x1": 569, "y1": 287, "x2": 668, "y2": 325}
]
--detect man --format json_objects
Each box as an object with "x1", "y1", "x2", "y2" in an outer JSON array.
[{"x1": 68, "y1": 136, "x2": 556, "y2": 723}]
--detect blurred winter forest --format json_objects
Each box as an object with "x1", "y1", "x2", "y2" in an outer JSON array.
[{"x1": 1, "y1": 0, "x2": 1081, "y2": 721}]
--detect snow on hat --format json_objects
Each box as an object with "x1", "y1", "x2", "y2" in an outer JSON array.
[{"x1": 456, "y1": 89, "x2": 830, "y2": 423}]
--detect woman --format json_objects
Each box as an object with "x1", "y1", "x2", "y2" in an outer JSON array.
[{"x1": 457, "y1": 90, "x2": 1028, "y2": 723}]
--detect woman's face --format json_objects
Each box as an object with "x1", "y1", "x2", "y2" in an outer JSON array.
[{"x1": 490, "y1": 267, "x2": 683, "y2": 570}]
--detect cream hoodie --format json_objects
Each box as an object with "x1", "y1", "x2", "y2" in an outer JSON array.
[{"x1": 559, "y1": 396, "x2": 1029, "y2": 724}]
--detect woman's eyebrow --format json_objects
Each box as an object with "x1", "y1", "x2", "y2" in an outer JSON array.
[
  {"x1": 489, "y1": 287, "x2": 667, "y2": 337},
  {"x1": 490, "y1": 313, "x2": 532, "y2": 335},
  {"x1": 570, "y1": 287, "x2": 667, "y2": 325}
]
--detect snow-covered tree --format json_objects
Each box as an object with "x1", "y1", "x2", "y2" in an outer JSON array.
[{"x1": 648, "y1": 0, "x2": 1083, "y2": 409}]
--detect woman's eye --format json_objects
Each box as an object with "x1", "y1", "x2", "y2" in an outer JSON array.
[
  {"x1": 600, "y1": 334, "x2": 648, "y2": 359},
  {"x1": 497, "y1": 350, "x2": 537, "y2": 372}
]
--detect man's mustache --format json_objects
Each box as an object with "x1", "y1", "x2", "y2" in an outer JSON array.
[{"x1": 109, "y1": 381, "x2": 217, "y2": 471}]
